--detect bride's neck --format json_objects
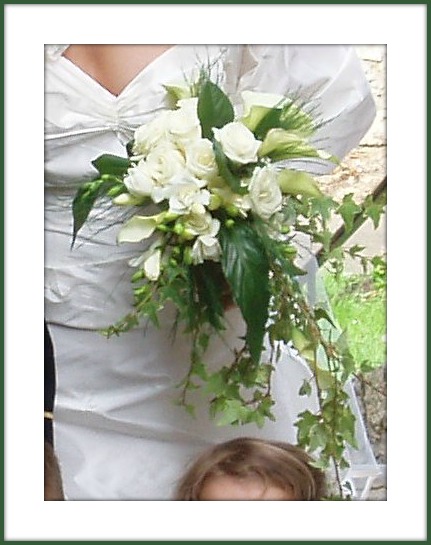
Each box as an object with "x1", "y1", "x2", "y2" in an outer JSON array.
[{"x1": 63, "y1": 44, "x2": 173, "y2": 96}]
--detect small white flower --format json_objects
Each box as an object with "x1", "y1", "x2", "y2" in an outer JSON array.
[
  {"x1": 248, "y1": 166, "x2": 283, "y2": 220},
  {"x1": 182, "y1": 211, "x2": 220, "y2": 239},
  {"x1": 213, "y1": 122, "x2": 261, "y2": 164},
  {"x1": 191, "y1": 235, "x2": 221, "y2": 264},
  {"x1": 142, "y1": 249, "x2": 162, "y2": 281},
  {"x1": 185, "y1": 138, "x2": 218, "y2": 181},
  {"x1": 167, "y1": 173, "x2": 211, "y2": 216}
]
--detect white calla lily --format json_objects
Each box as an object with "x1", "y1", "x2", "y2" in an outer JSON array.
[{"x1": 118, "y1": 213, "x2": 165, "y2": 243}]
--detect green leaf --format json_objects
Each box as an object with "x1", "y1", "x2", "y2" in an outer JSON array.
[
  {"x1": 337, "y1": 194, "x2": 362, "y2": 233},
  {"x1": 92, "y1": 154, "x2": 130, "y2": 177},
  {"x1": 192, "y1": 262, "x2": 226, "y2": 330},
  {"x1": 72, "y1": 178, "x2": 120, "y2": 245},
  {"x1": 219, "y1": 221, "x2": 270, "y2": 363},
  {"x1": 197, "y1": 80, "x2": 234, "y2": 140},
  {"x1": 277, "y1": 169, "x2": 323, "y2": 197},
  {"x1": 363, "y1": 194, "x2": 386, "y2": 229},
  {"x1": 299, "y1": 380, "x2": 312, "y2": 397},
  {"x1": 213, "y1": 140, "x2": 246, "y2": 194}
]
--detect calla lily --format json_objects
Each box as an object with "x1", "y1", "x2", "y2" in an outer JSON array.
[
  {"x1": 241, "y1": 90, "x2": 286, "y2": 131},
  {"x1": 118, "y1": 213, "x2": 166, "y2": 243},
  {"x1": 163, "y1": 83, "x2": 192, "y2": 104},
  {"x1": 277, "y1": 169, "x2": 323, "y2": 198},
  {"x1": 258, "y1": 128, "x2": 320, "y2": 161},
  {"x1": 113, "y1": 193, "x2": 147, "y2": 206}
]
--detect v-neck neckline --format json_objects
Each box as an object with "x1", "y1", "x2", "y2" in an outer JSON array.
[{"x1": 59, "y1": 45, "x2": 178, "y2": 101}]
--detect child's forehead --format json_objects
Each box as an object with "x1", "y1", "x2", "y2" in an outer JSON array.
[{"x1": 199, "y1": 474, "x2": 295, "y2": 501}]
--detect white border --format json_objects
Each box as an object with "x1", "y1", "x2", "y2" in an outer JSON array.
[{"x1": 4, "y1": 4, "x2": 426, "y2": 541}]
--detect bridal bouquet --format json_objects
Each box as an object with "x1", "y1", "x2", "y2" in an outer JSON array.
[{"x1": 73, "y1": 72, "x2": 381, "y2": 482}]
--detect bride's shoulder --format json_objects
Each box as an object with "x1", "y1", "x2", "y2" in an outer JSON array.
[{"x1": 45, "y1": 45, "x2": 70, "y2": 62}]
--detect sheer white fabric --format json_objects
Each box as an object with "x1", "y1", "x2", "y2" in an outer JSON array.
[{"x1": 45, "y1": 44, "x2": 380, "y2": 500}]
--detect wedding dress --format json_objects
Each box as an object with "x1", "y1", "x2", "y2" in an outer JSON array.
[{"x1": 45, "y1": 44, "x2": 380, "y2": 500}]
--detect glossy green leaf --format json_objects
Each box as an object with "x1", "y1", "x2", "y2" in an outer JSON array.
[
  {"x1": 92, "y1": 154, "x2": 130, "y2": 177},
  {"x1": 72, "y1": 178, "x2": 120, "y2": 246},
  {"x1": 197, "y1": 80, "x2": 234, "y2": 140},
  {"x1": 219, "y1": 221, "x2": 270, "y2": 363}
]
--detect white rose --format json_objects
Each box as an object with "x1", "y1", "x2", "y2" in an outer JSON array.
[
  {"x1": 143, "y1": 142, "x2": 186, "y2": 202},
  {"x1": 212, "y1": 122, "x2": 261, "y2": 164},
  {"x1": 185, "y1": 138, "x2": 218, "y2": 181},
  {"x1": 133, "y1": 111, "x2": 171, "y2": 155},
  {"x1": 166, "y1": 173, "x2": 210, "y2": 216},
  {"x1": 191, "y1": 235, "x2": 221, "y2": 264},
  {"x1": 168, "y1": 101, "x2": 201, "y2": 149},
  {"x1": 124, "y1": 161, "x2": 155, "y2": 198},
  {"x1": 248, "y1": 166, "x2": 283, "y2": 220}
]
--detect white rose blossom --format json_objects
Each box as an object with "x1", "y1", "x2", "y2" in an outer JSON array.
[
  {"x1": 185, "y1": 138, "x2": 218, "y2": 181},
  {"x1": 132, "y1": 111, "x2": 171, "y2": 155},
  {"x1": 212, "y1": 122, "x2": 261, "y2": 164},
  {"x1": 248, "y1": 166, "x2": 283, "y2": 220},
  {"x1": 168, "y1": 100, "x2": 201, "y2": 149},
  {"x1": 124, "y1": 162, "x2": 153, "y2": 198}
]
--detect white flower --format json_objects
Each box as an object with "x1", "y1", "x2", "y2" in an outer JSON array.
[
  {"x1": 124, "y1": 161, "x2": 155, "y2": 198},
  {"x1": 133, "y1": 111, "x2": 171, "y2": 155},
  {"x1": 142, "y1": 249, "x2": 162, "y2": 281},
  {"x1": 185, "y1": 138, "x2": 218, "y2": 181},
  {"x1": 191, "y1": 234, "x2": 221, "y2": 264},
  {"x1": 146, "y1": 142, "x2": 185, "y2": 184},
  {"x1": 182, "y1": 210, "x2": 220, "y2": 239},
  {"x1": 117, "y1": 212, "x2": 166, "y2": 243},
  {"x1": 166, "y1": 172, "x2": 210, "y2": 216},
  {"x1": 168, "y1": 100, "x2": 201, "y2": 149},
  {"x1": 129, "y1": 243, "x2": 162, "y2": 281},
  {"x1": 248, "y1": 166, "x2": 283, "y2": 220},
  {"x1": 213, "y1": 122, "x2": 261, "y2": 164}
]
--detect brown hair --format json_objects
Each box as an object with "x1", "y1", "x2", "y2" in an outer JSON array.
[
  {"x1": 44, "y1": 441, "x2": 64, "y2": 501},
  {"x1": 175, "y1": 437, "x2": 326, "y2": 500}
]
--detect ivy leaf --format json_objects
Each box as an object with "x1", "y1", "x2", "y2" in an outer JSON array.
[
  {"x1": 299, "y1": 380, "x2": 312, "y2": 397},
  {"x1": 363, "y1": 194, "x2": 386, "y2": 228},
  {"x1": 92, "y1": 154, "x2": 130, "y2": 177},
  {"x1": 197, "y1": 80, "x2": 234, "y2": 140},
  {"x1": 219, "y1": 221, "x2": 270, "y2": 364},
  {"x1": 337, "y1": 194, "x2": 362, "y2": 233}
]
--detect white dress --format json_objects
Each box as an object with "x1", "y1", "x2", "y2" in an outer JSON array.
[{"x1": 45, "y1": 44, "x2": 380, "y2": 500}]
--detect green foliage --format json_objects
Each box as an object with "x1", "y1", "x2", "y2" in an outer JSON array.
[
  {"x1": 219, "y1": 220, "x2": 270, "y2": 364},
  {"x1": 197, "y1": 80, "x2": 234, "y2": 139}
]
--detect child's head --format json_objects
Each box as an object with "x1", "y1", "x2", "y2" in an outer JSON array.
[
  {"x1": 44, "y1": 441, "x2": 64, "y2": 501},
  {"x1": 175, "y1": 437, "x2": 326, "y2": 500}
]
